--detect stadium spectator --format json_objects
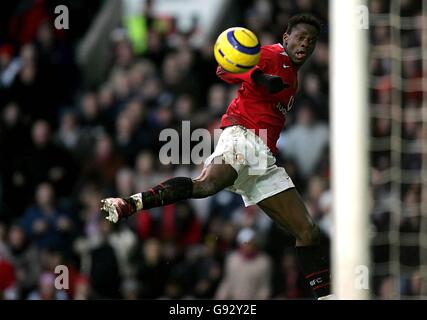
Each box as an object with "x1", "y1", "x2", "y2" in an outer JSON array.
[
  {"x1": 88, "y1": 219, "x2": 122, "y2": 299},
  {"x1": 279, "y1": 103, "x2": 329, "y2": 178},
  {"x1": 27, "y1": 271, "x2": 67, "y2": 300},
  {"x1": 72, "y1": 275, "x2": 93, "y2": 300},
  {"x1": 0, "y1": 238, "x2": 17, "y2": 299},
  {"x1": 215, "y1": 228, "x2": 272, "y2": 299},
  {"x1": 20, "y1": 182, "x2": 74, "y2": 253},
  {"x1": 133, "y1": 238, "x2": 169, "y2": 299},
  {"x1": 14, "y1": 120, "x2": 76, "y2": 204},
  {"x1": 7, "y1": 224, "x2": 40, "y2": 298}
]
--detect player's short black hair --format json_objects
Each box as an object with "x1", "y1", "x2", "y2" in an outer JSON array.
[{"x1": 285, "y1": 14, "x2": 322, "y2": 34}]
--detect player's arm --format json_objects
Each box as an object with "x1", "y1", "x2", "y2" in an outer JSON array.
[
  {"x1": 216, "y1": 65, "x2": 288, "y2": 94},
  {"x1": 215, "y1": 65, "x2": 256, "y2": 84},
  {"x1": 216, "y1": 46, "x2": 271, "y2": 84},
  {"x1": 216, "y1": 48, "x2": 288, "y2": 93}
]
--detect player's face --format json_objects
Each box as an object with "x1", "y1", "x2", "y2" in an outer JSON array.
[{"x1": 283, "y1": 23, "x2": 318, "y2": 67}]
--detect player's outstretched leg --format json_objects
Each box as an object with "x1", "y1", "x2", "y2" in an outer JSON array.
[
  {"x1": 257, "y1": 188, "x2": 332, "y2": 299},
  {"x1": 100, "y1": 162, "x2": 237, "y2": 223}
]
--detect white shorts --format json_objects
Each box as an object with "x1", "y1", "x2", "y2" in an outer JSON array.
[{"x1": 204, "y1": 125, "x2": 295, "y2": 206}]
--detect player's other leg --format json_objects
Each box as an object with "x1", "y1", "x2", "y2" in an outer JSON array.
[
  {"x1": 100, "y1": 162, "x2": 237, "y2": 223},
  {"x1": 257, "y1": 188, "x2": 332, "y2": 299}
]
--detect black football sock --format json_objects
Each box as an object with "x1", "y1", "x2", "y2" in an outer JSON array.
[
  {"x1": 125, "y1": 177, "x2": 193, "y2": 212},
  {"x1": 295, "y1": 245, "x2": 331, "y2": 298}
]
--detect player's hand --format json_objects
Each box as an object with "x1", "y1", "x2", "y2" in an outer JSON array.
[
  {"x1": 263, "y1": 74, "x2": 289, "y2": 93},
  {"x1": 251, "y1": 69, "x2": 289, "y2": 93}
]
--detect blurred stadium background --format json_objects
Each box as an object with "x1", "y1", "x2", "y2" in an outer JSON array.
[{"x1": 0, "y1": 0, "x2": 425, "y2": 300}]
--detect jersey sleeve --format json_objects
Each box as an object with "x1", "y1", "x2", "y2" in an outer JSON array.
[{"x1": 216, "y1": 47, "x2": 273, "y2": 84}]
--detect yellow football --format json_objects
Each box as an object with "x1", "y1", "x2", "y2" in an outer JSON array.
[{"x1": 214, "y1": 27, "x2": 261, "y2": 73}]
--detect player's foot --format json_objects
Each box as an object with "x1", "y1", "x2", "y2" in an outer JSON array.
[{"x1": 100, "y1": 197, "x2": 135, "y2": 223}]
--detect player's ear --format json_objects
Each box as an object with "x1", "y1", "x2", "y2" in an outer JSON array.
[{"x1": 283, "y1": 33, "x2": 289, "y2": 46}]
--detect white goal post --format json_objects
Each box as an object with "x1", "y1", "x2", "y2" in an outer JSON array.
[{"x1": 330, "y1": 0, "x2": 370, "y2": 299}]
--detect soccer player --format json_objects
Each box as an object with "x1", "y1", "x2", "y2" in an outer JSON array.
[{"x1": 101, "y1": 14, "x2": 332, "y2": 299}]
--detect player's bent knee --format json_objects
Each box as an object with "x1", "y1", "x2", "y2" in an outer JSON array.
[{"x1": 297, "y1": 224, "x2": 321, "y2": 246}]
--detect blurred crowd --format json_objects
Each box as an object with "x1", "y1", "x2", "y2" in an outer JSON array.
[{"x1": 1, "y1": 0, "x2": 419, "y2": 300}]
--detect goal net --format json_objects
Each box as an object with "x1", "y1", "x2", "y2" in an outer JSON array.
[{"x1": 369, "y1": 0, "x2": 427, "y2": 299}]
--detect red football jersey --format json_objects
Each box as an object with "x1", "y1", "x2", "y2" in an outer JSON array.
[{"x1": 217, "y1": 43, "x2": 298, "y2": 155}]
